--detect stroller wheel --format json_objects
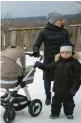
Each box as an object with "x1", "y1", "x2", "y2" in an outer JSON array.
[
  {"x1": 3, "y1": 107, "x2": 16, "y2": 123},
  {"x1": 28, "y1": 99, "x2": 42, "y2": 117}
]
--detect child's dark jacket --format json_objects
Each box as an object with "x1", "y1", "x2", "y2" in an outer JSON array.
[{"x1": 38, "y1": 57, "x2": 81, "y2": 96}]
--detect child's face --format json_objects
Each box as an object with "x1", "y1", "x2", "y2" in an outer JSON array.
[{"x1": 60, "y1": 51, "x2": 72, "y2": 59}]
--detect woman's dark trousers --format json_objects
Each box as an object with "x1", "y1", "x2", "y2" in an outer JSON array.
[{"x1": 44, "y1": 80, "x2": 51, "y2": 105}]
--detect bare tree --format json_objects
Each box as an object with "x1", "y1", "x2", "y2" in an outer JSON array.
[
  {"x1": 1, "y1": 12, "x2": 12, "y2": 32},
  {"x1": 76, "y1": 1, "x2": 81, "y2": 14},
  {"x1": 77, "y1": 1, "x2": 81, "y2": 5}
]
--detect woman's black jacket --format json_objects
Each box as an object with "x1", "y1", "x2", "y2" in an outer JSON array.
[{"x1": 33, "y1": 22, "x2": 70, "y2": 81}]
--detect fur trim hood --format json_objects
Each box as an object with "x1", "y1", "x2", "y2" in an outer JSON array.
[{"x1": 54, "y1": 51, "x2": 81, "y2": 63}]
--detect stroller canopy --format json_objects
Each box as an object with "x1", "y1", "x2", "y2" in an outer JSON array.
[{"x1": 1, "y1": 46, "x2": 25, "y2": 88}]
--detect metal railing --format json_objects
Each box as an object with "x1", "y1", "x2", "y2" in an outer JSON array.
[{"x1": 1, "y1": 24, "x2": 81, "y2": 51}]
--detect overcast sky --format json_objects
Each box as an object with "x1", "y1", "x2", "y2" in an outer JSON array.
[{"x1": 1, "y1": 1, "x2": 80, "y2": 18}]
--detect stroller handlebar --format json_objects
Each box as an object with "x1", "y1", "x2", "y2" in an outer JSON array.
[
  {"x1": 25, "y1": 52, "x2": 33, "y2": 56},
  {"x1": 25, "y1": 52, "x2": 43, "y2": 61},
  {"x1": 39, "y1": 54, "x2": 43, "y2": 61}
]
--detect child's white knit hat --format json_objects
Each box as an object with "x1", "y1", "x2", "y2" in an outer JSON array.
[{"x1": 60, "y1": 42, "x2": 74, "y2": 53}]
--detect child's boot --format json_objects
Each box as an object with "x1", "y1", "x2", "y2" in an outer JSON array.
[
  {"x1": 49, "y1": 114, "x2": 59, "y2": 119},
  {"x1": 67, "y1": 115, "x2": 73, "y2": 119}
]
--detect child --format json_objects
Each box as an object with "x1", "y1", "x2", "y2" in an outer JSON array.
[{"x1": 35, "y1": 42, "x2": 81, "y2": 119}]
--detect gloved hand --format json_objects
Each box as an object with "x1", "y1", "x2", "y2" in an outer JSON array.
[
  {"x1": 32, "y1": 52, "x2": 39, "y2": 57},
  {"x1": 70, "y1": 89, "x2": 76, "y2": 96},
  {"x1": 35, "y1": 61, "x2": 41, "y2": 67}
]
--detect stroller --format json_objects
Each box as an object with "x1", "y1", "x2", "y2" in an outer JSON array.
[{"x1": 0, "y1": 46, "x2": 43, "y2": 123}]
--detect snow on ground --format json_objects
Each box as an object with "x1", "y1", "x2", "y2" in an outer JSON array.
[{"x1": 0, "y1": 52, "x2": 81, "y2": 123}]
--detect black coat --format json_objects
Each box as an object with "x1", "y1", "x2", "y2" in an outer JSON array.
[
  {"x1": 38, "y1": 57, "x2": 81, "y2": 96},
  {"x1": 33, "y1": 22, "x2": 70, "y2": 81}
]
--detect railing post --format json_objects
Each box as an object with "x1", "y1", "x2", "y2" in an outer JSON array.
[
  {"x1": 76, "y1": 26, "x2": 81, "y2": 51},
  {"x1": 16, "y1": 30, "x2": 24, "y2": 48},
  {"x1": 5, "y1": 30, "x2": 11, "y2": 49},
  {"x1": 1, "y1": 31, "x2": 5, "y2": 50},
  {"x1": 11, "y1": 30, "x2": 17, "y2": 46}
]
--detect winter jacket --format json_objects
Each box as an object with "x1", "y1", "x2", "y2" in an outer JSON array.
[
  {"x1": 37, "y1": 56, "x2": 81, "y2": 96},
  {"x1": 33, "y1": 22, "x2": 70, "y2": 81}
]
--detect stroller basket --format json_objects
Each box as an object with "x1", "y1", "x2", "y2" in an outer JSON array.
[
  {"x1": 12, "y1": 94, "x2": 28, "y2": 111},
  {"x1": 1, "y1": 94, "x2": 28, "y2": 111}
]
